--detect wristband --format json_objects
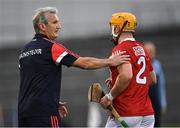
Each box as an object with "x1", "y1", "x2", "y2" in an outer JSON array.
[{"x1": 106, "y1": 92, "x2": 114, "y2": 101}]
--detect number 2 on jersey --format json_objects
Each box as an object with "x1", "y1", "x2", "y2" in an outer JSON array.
[{"x1": 136, "y1": 56, "x2": 146, "y2": 84}]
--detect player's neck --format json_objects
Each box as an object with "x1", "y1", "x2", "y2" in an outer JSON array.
[{"x1": 118, "y1": 32, "x2": 134, "y2": 44}]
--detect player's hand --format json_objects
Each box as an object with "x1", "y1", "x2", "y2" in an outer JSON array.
[
  {"x1": 100, "y1": 95, "x2": 112, "y2": 109},
  {"x1": 109, "y1": 51, "x2": 130, "y2": 66},
  {"x1": 105, "y1": 77, "x2": 112, "y2": 89},
  {"x1": 58, "y1": 101, "x2": 68, "y2": 118}
]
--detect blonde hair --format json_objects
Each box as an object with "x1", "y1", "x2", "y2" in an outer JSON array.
[{"x1": 32, "y1": 7, "x2": 58, "y2": 33}]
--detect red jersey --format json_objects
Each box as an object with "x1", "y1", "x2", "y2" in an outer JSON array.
[{"x1": 110, "y1": 39, "x2": 154, "y2": 116}]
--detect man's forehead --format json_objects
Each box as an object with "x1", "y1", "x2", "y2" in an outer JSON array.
[{"x1": 45, "y1": 13, "x2": 59, "y2": 21}]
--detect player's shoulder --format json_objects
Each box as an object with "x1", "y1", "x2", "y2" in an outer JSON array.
[
  {"x1": 114, "y1": 40, "x2": 139, "y2": 50},
  {"x1": 120, "y1": 40, "x2": 142, "y2": 48}
]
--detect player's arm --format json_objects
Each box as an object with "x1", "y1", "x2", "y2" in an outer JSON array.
[
  {"x1": 110, "y1": 63, "x2": 133, "y2": 98},
  {"x1": 149, "y1": 70, "x2": 157, "y2": 86},
  {"x1": 72, "y1": 54, "x2": 130, "y2": 69},
  {"x1": 100, "y1": 63, "x2": 132, "y2": 108}
]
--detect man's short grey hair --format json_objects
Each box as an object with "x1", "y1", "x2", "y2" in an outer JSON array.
[{"x1": 33, "y1": 7, "x2": 58, "y2": 33}]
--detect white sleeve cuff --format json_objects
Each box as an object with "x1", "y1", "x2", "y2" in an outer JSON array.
[{"x1": 106, "y1": 92, "x2": 114, "y2": 101}]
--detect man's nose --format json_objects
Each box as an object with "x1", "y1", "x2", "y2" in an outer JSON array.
[{"x1": 57, "y1": 23, "x2": 61, "y2": 29}]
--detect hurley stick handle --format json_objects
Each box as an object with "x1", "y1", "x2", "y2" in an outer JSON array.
[{"x1": 107, "y1": 105, "x2": 129, "y2": 128}]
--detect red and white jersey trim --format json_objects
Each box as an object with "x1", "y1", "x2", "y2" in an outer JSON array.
[
  {"x1": 56, "y1": 51, "x2": 68, "y2": 64},
  {"x1": 51, "y1": 43, "x2": 67, "y2": 65}
]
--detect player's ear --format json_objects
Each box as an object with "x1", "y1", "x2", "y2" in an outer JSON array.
[{"x1": 38, "y1": 23, "x2": 46, "y2": 31}]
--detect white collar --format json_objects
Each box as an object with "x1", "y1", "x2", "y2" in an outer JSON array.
[{"x1": 122, "y1": 37, "x2": 135, "y2": 42}]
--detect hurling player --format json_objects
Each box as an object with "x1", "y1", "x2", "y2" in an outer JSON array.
[{"x1": 100, "y1": 12, "x2": 157, "y2": 127}]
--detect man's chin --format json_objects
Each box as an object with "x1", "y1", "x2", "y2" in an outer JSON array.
[
  {"x1": 51, "y1": 35, "x2": 58, "y2": 40},
  {"x1": 54, "y1": 34, "x2": 58, "y2": 38}
]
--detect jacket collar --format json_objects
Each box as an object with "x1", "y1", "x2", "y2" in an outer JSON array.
[{"x1": 34, "y1": 33, "x2": 49, "y2": 39}]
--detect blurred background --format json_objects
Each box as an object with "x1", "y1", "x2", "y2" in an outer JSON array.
[{"x1": 0, "y1": 0, "x2": 180, "y2": 127}]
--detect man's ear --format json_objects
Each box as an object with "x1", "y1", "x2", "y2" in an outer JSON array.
[{"x1": 38, "y1": 23, "x2": 46, "y2": 31}]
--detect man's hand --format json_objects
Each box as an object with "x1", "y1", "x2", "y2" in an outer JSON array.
[
  {"x1": 109, "y1": 51, "x2": 130, "y2": 67},
  {"x1": 100, "y1": 95, "x2": 112, "y2": 109},
  {"x1": 58, "y1": 101, "x2": 68, "y2": 118}
]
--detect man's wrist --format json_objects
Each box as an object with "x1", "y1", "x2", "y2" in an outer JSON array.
[
  {"x1": 106, "y1": 92, "x2": 114, "y2": 101},
  {"x1": 107, "y1": 58, "x2": 112, "y2": 66}
]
